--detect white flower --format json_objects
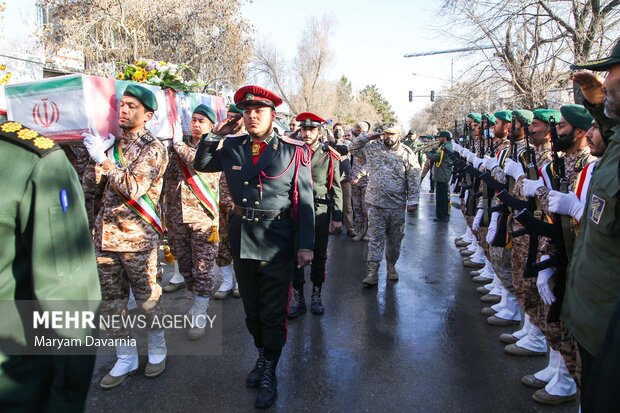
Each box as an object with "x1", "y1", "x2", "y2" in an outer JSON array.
[{"x1": 148, "y1": 75, "x2": 163, "y2": 84}]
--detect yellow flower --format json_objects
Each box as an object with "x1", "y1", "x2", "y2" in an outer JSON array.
[
  {"x1": 117, "y1": 72, "x2": 125, "y2": 80},
  {"x1": 150, "y1": 69, "x2": 157, "y2": 74},
  {"x1": 17, "y1": 128, "x2": 39, "y2": 140},
  {"x1": 159, "y1": 61, "x2": 166, "y2": 66},
  {"x1": 33, "y1": 137, "x2": 55, "y2": 150},
  {"x1": 1, "y1": 122, "x2": 22, "y2": 133},
  {"x1": 0, "y1": 64, "x2": 6, "y2": 71}
]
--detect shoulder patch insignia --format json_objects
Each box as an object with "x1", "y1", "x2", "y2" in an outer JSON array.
[
  {"x1": 281, "y1": 136, "x2": 305, "y2": 146},
  {"x1": 588, "y1": 193, "x2": 606, "y2": 225},
  {"x1": 0, "y1": 122, "x2": 58, "y2": 156}
]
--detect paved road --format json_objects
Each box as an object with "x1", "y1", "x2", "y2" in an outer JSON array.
[{"x1": 85, "y1": 186, "x2": 578, "y2": 413}]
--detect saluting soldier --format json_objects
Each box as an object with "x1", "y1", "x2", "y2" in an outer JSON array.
[
  {"x1": 194, "y1": 85, "x2": 314, "y2": 409},
  {"x1": 0, "y1": 123, "x2": 101, "y2": 412},
  {"x1": 164, "y1": 104, "x2": 221, "y2": 339},
  {"x1": 349, "y1": 127, "x2": 421, "y2": 286},
  {"x1": 288, "y1": 112, "x2": 343, "y2": 318},
  {"x1": 83, "y1": 84, "x2": 169, "y2": 388}
]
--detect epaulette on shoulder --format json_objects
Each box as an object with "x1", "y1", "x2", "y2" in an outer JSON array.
[
  {"x1": 281, "y1": 135, "x2": 305, "y2": 146},
  {"x1": 0, "y1": 122, "x2": 58, "y2": 157},
  {"x1": 327, "y1": 145, "x2": 342, "y2": 160},
  {"x1": 139, "y1": 130, "x2": 155, "y2": 143}
]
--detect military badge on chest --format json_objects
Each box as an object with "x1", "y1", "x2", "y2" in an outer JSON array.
[
  {"x1": 589, "y1": 194, "x2": 606, "y2": 225},
  {"x1": 252, "y1": 142, "x2": 261, "y2": 156}
]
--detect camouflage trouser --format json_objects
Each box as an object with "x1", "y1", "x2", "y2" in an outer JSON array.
[
  {"x1": 511, "y1": 229, "x2": 542, "y2": 317},
  {"x1": 489, "y1": 246, "x2": 513, "y2": 291},
  {"x1": 96, "y1": 247, "x2": 163, "y2": 339},
  {"x1": 475, "y1": 227, "x2": 490, "y2": 257},
  {"x1": 367, "y1": 205, "x2": 405, "y2": 263},
  {"x1": 341, "y1": 181, "x2": 355, "y2": 231},
  {"x1": 531, "y1": 301, "x2": 581, "y2": 383},
  {"x1": 217, "y1": 211, "x2": 233, "y2": 267},
  {"x1": 168, "y1": 221, "x2": 218, "y2": 297},
  {"x1": 351, "y1": 184, "x2": 368, "y2": 224}
]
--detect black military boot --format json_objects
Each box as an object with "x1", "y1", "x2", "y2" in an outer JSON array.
[
  {"x1": 310, "y1": 284, "x2": 324, "y2": 315},
  {"x1": 255, "y1": 358, "x2": 278, "y2": 408},
  {"x1": 246, "y1": 348, "x2": 264, "y2": 388},
  {"x1": 287, "y1": 287, "x2": 306, "y2": 319}
]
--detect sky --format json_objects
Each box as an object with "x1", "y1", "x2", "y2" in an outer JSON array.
[{"x1": 241, "y1": 0, "x2": 472, "y2": 128}]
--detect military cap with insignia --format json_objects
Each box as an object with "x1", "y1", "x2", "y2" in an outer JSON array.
[
  {"x1": 295, "y1": 112, "x2": 326, "y2": 128},
  {"x1": 436, "y1": 130, "x2": 452, "y2": 140},
  {"x1": 512, "y1": 109, "x2": 534, "y2": 125},
  {"x1": 383, "y1": 127, "x2": 399, "y2": 135},
  {"x1": 532, "y1": 108, "x2": 561, "y2": 124},
  {"x1": 494, "y1": 110, "x2": 512, "y2": 123},
  {"x1": 193, "y1": 104, "x2": 217, "y2": 124},
  {"x1": 123, "y1": 84, "x2": 158, "y2": 112},
  {"x1": 571, "y1": 38, "x2": 620, "y2": 71},
  {"x1": 234, "y1": 85, "x2": 283, "y2": 110},
  {"x1": 560, "y1": 104, "x2": 594, "y2": 131},
  {"x1": 467, "y1": 112, "x2": 482, "y2": 123}
]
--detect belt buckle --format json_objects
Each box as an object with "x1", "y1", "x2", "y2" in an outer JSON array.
[{"x1": 245, "y1": 207, "x2": 255, "y2": 221}]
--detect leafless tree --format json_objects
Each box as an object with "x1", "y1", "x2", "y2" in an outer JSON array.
[{"x1": 38, "y1": 0, "x2": 254, "y2": 91}]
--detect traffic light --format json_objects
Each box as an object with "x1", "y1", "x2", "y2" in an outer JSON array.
[
  {"x1": 430, "y1": 90, "x2": 435, "y2": 102},
  {"x1": 408, "y1": 91, "x2": 413, "y2": 102}
]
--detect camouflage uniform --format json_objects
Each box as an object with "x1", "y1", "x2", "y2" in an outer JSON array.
[
  {"x1": 164, "y1": 138, "x2": 221, "y2": 297},
  {"x1": 528, "y1": 147, "x2": 596, "y2": 380},
  {"x1": 94, "y1": 128, "x2": 168, "y2": 339},
  {"x1": 217, "y1": 173, "x2": 234, "y2": 267},
  {"x1": 511, "y1": 142, "x2": 552, "y2": 318},
  {"x1": 489, "y1": 140, "x2": 514, "y2": 290},
  {"x1": 350, "y1": 153, "x2": 368, "y2": 224},
  {"x1": 349, "y1": 135, "x2": 420, "y2": 263}
]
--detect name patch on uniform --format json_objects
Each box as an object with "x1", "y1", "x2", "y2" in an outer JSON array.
[
  {"x1": 589, "y1": 194, "x2": 606, "y2": 225},
  {"x1": 232, "y1": 165, "x2": 242, "y2": 171}
]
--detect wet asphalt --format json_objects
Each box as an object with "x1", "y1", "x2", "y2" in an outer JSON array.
[{"x1": 85, "y1": 181, "x2": 578, "y2": 413}]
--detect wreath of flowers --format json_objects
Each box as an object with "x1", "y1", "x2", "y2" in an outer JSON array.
[
  {"x1": 0, "y1": 64, "x2": 12, "y2": 86},
  {"x1": 117, "y1": 59, "x2": 203, "y2": 92}
]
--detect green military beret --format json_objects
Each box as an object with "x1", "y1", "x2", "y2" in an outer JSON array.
[
  {"x1": 228, "y1": 103, "x2": 243, "y2": 114},
  {"x1": 483, "y1": 113, "x2": 496, "y2": 125},
  {"x1": 467, "y1": 112, "x2": 482, "y2": 123},
  {"x1": 511, "y1": 110, "x2": 533, "y2": 125},
  {"x1": 437, "y1": 130, "x2": 452, "y2": 140},
  {"x1": 571, "y1": 38, "x2": 620, "y2": 71},
  {"x1": 560, "y1": 104, "x2": 594, "y2": 131},
  {"x1": 532, "y1": 108, "x2": 561, "y2": 124},
  {"x1": 193, "y1": 104, "x2": 216, "y2": 124},
  {"x1": 123, "y1": 84, "x2": 158, "y2": 112},
  {"x1": 494, "y1": 110, "x2": 512, "y2": 123}
]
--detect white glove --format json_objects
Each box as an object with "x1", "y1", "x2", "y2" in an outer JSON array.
[
  {"x1": 503, "y1": 158, "x2": 525, "y2": 180},
  {"x1": 486, "y1": 211, "x2": 500, "y2": 244},
  {"x1": 467, "y1": 152, "x2": 476, "y2": 163},
  {"x1": 483, "y1": 155, "x2": 498, "y2": 171},
  {"x1": 536, "y1": 255, "x2": 556, "y2": 306},
  {"x1": 473, "y1": 157, "x2": 484, "y2": 170},
  {"x1": 522, "y1": 177, "x2": 545, "y2": 197},
  {"x1": 82, "y1": 130, "x2": 114, "y2": 164},
  {"x1": 453, "y1": 143, "x2": 463, "y2": 152},
  {"x1": 472, "y1": 208, "x2": 484, "y2": 231},
  {"x1": 548, "y1": 190, "x2": 585, "y2": 221},
  {"x1": 172, "y1": 118, "x2": 183, "y2": 144}
]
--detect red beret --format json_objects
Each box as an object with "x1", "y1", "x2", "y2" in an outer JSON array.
[
  {"x1": 295, "y1": 112, "x2": 326, "y2": 128},
  {"x1": 234, "y1": 85, "x2": 283, "y2": 110}
]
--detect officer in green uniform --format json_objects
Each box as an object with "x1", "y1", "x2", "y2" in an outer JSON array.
[
  {"x1": 288, "y1": 112, "x2": 343, "y2": 318},
  {"x1": 0, "y1": 122, "x2": 101, "y2": 412},
  {"x1": 194, "y1": 85, "x2": 314, "y2": 409},
  {"x1": 563, "y1": 42, "x2": 620, "y2": 410},
  {"x1": 426, "y1": 131, "x2": 454, "y2": 222}
]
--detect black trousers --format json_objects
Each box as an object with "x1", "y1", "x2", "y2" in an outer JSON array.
[
  {"x1": 233, "y1": 253, "x2": 294, "y2": 360},
  {"x1": 429, "y1": 169, "x2": 435, "y2": 191},
  {"x1": 293, "y1": 224, "x2": 329, "y2": 290},
  {"x1": 435, "y1": 181, "x2": 450, "y2": 219},
  {"x1": 0, "y1": 355, "x2": 96, "y2": 413}
]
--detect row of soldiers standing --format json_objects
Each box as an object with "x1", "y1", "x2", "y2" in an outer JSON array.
[{"x1": 447, "y1": 42, "x2": 620, "y2": 411}]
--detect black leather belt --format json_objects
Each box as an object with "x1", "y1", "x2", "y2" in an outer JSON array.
[
  {"x1": 314, "y1": 197, "x2": 332, "y2": 205},
  {"x1": 232, "y1": 205, "x2": 290, "y2": 221}
]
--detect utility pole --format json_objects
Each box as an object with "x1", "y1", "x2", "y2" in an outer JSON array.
[{"x1": 404, "y1": 45, "x2": 495, "y2": 86}]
